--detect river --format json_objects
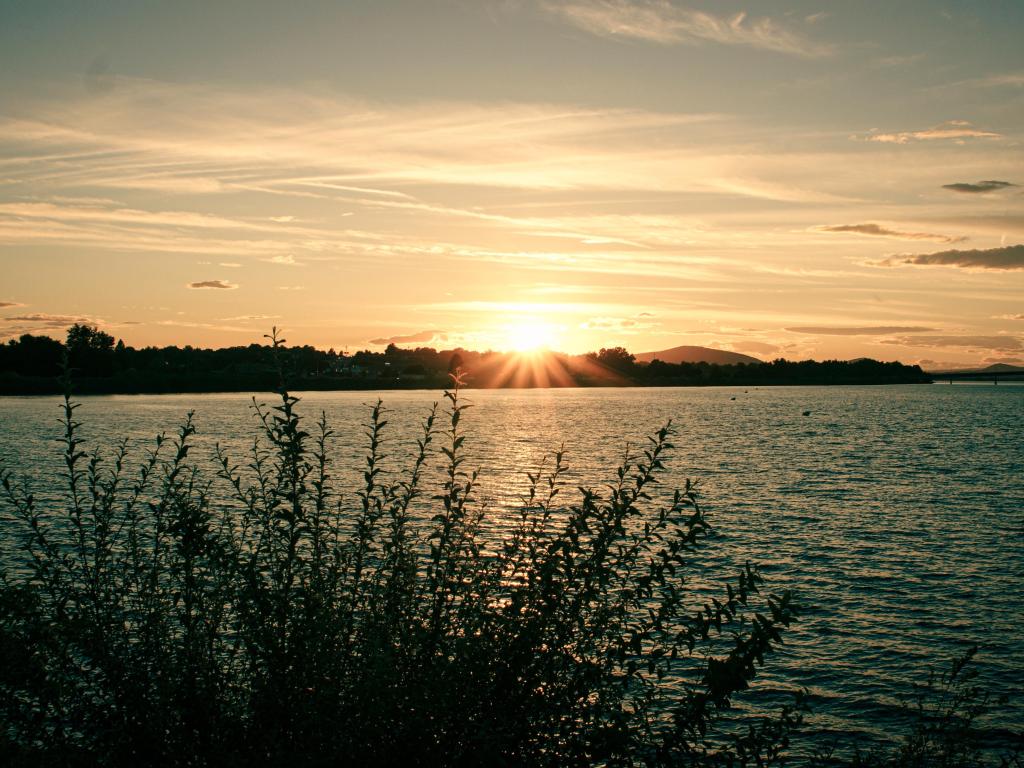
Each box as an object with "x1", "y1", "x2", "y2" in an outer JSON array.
[{"x1": 1, "y1": 383, "x2": 1022, "y2": 755}]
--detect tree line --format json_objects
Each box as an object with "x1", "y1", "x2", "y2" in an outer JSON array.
[{"x1": 0, "y1": 325, "x2": 931, "y2": 394}]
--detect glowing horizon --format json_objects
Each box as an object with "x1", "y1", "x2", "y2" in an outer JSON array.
[{"x1": 1, "y1": 1, "x2": 1022, "y2": 368}]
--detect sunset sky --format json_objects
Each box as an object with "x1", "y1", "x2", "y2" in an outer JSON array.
[{"x1": 1, "y1": 0, "x2": 1022, "y2": 367}]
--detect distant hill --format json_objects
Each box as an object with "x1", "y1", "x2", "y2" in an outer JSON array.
[
  {"x1": 979, "y1": 363, "x2": 1024, "y2": 373},
  {"x1": 635, "y1": 346, "x2": 762, "y2": 366},
  {"x1": 926, "y1": 363, "x2": 1024, "y2": 374}
]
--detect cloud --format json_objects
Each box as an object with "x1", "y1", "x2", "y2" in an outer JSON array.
[
  {"x1": 942, "y1": 180, "x2": 1017, "y2": 194},
  {"x1": 541, "y1": 0, "x2": 831, "y2": 57},
  {"x1": 579, "y1": 316, "x2": 657, "y2": 332},
  {"x1": 155, "y1": 319, "x2": 252, "y2": 333},
  {"x1": 2, "y1": 313, "x2": 94, "y2": 324},
  {"x1": 881, "y1": 335, "x2": 1023, "y2": 352},
  {"x1": 0, "y1": 301, "x2": 23, "y2": 308},
  {"x1": 945, "y1": 72, "x2": 1024, "y2": 89},
  {"x1": 870, "y1": 244, "x2": 1024, "y2": 270},
  {"x1": 0, "y1": 76, "x2": 1015, "y2": 305},
  {"x1": 221, "y1": 314, "x2": 282, "y2": 322},
  {"x1": 874, "y1": 53, "x2": 926, "y2": 68},
  {"x1": 995, "y1": 314, "x2": 1024, "y2": 320},
  {"x1": 265, "y1": 254, "x2": 303, "y2": 266},
  {"x1": 187, "y1": 280, "x2": 238, "y2": 289},
  {"x1": 0, "y1": 201, "x2": 295, "y2": 233},
  {"x1": 0, "y1": 82, "x2": 724, "y2": 200},
  {"x1": 0, "y1": 78, "x2": 895, "y2": 276},
  {"x1": 819, "y1": 223, "x2": 964, "y2": 244},
  {"x1": 0, "y1": 198, "x2": 342, "y2": 260},
  {"x1": 369, "y1": 330, "x2": 448, "y2": 346},
  {"x1": 787, "y1": 325, "x2": 937, "y2": 335},
  {"x1": 730, "y1": 340, "x2": 780, "y2": 355},
  {"x1": 0, "y1": 312, "x2": 104, "y2": 338},
  {"x1": 860, "y1": 120, "x2": 1001, "y2": 144}
]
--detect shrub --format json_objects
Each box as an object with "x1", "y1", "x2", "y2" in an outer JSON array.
[
  {"x1": 0, "y1": 344, "x2": 799, "y2": 767},
  {"x1": 813, "y1": 647, "x2": 1023, "y2": 768}
]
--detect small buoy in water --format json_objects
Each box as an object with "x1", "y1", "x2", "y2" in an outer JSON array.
[{"x1": 802, "y1": 410, "x2": 811, "y2": 416}]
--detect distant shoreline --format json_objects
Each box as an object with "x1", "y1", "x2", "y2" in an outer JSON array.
[
  {"x1": 0, "y1": 330, "x2": 945, "y2": 394},
  {"x1": 0, "y1": 375, "x2": 940, "y2": 397}
]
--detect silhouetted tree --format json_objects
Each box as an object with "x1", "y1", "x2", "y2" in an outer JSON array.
[
  {"x1": 593, "y1": 346, "x2": 636, "y2": 372},
  {"x1": 65, "y1": 323, "x2": 116, "y2": 376},
  {"x1": 0, "y1": 334, "x2": 64, "y2": 377}
]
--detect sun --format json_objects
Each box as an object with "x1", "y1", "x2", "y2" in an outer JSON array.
[{"x1": 504, "y1": 318, "x2": 558, "y2": 353}]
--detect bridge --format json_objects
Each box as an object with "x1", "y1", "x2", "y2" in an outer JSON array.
[{"x1": 928, "y1": 369, "x2": 1024, "y2": 384}]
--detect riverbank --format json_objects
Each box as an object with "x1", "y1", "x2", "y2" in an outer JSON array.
[{"x1": 0, "y1": 363, "x2": 932, "y2": 395}]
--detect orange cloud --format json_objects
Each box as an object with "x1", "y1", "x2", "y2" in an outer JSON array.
[
  {"x1": 871, "y1": 244, "x2": 1024, "y2": 270},
  {"x1": 188, "y1": 280, "x2": 238, "y2": 289},
  {"x1": 818, "y1": 223, "x2": 965, "y2": 244},
  {"x1": 541, "y1": 0, "x2": 831, "y2": 57},
  {"x1": 861, "y1": 120, "x2": 1000, "y2": 144}
]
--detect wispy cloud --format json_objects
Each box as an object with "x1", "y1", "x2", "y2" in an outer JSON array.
[
  {"x1": 880, "y1": 335, "x2": 1023, "y2": 352},
  {"x1": 870, "y1": 244, "x2": 1024, "y2": 270},
  {"x1": 541, "y1": 1, "x2": 831, "y2": 57},
  {"x1": 4, "y1": 78, "x2": 981, "y2": 279},
  {"x1": 155, "y1": 319, "x2": 252, "y2": 333},
  {"x1": 0, "y1": 312, "x2": 104, "y2": 338},
  {"x1": 943, "y1": 72, "x2": 1024, "y2": 89},
  {"x1": 579, "y1": 315, "x2": 658, "y2": 333},
  {"x1": 874, "y1": 53, "x2": 926, "y2": 68},
  {"x1": 942, "y1": 180, "x2": 1017, "y2": 194},
  {"x1": 819, "y1": 223, "x2": 965, "y2": 244},
  {"x1": 730, "y1": 340, "x2": 780, "y2": 355},
  {"x1": 2, "y1": 313, "x2": 95, "y2": 324},
  {"x1": 368, "y1": 330, "x2": 448, "y2": 346},
  {"x1": 0, "y1": 301, "x2": 23, "y2": 308},
  {"x1": 859, "y1": 120, "x2": 1000, "y2": 144},
  {"x1": 2, "y1": 83, "x2": 848, "y2": 267},
  {"x1": 265, "y1": 255, "x2": 303, "y2": 266},
  {"x1": 188, "y1": 280, "x2": 238, "y2": 289},
  {"x1": 0, "y1": 201, "x2": 311, "y2": 234},
  {"x1": 787, "y1": 325, "x2": 936, "y2": 335},
  {"x1": 0, "y1": 81, "x2": 724, "y2": 197}
]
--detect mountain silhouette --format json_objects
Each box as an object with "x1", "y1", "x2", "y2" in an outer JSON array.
[
  {"x1": 925, "y1": 362, "x2": 1024, "y2": 374},
  {"x1": 634, "y1": 346, "x2": 762, "y2": 366}
]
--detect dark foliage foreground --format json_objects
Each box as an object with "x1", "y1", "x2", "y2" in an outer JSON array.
[{"x1": 0, "y1": 352, "x2": 802, "y2": 767}]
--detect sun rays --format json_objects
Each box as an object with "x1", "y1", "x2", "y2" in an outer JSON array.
[{"x1": 502, "y1": 317, "x2": 559, "y2": 354}]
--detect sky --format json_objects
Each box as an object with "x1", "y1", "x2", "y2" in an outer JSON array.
[{"x1": 1, "y1": 0, "x2": 1022, "y2": 367}]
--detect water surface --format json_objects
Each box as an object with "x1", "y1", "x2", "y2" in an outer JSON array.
[{"x1": 2, "y1": 383, "x2": 1022, "y2": 753}]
